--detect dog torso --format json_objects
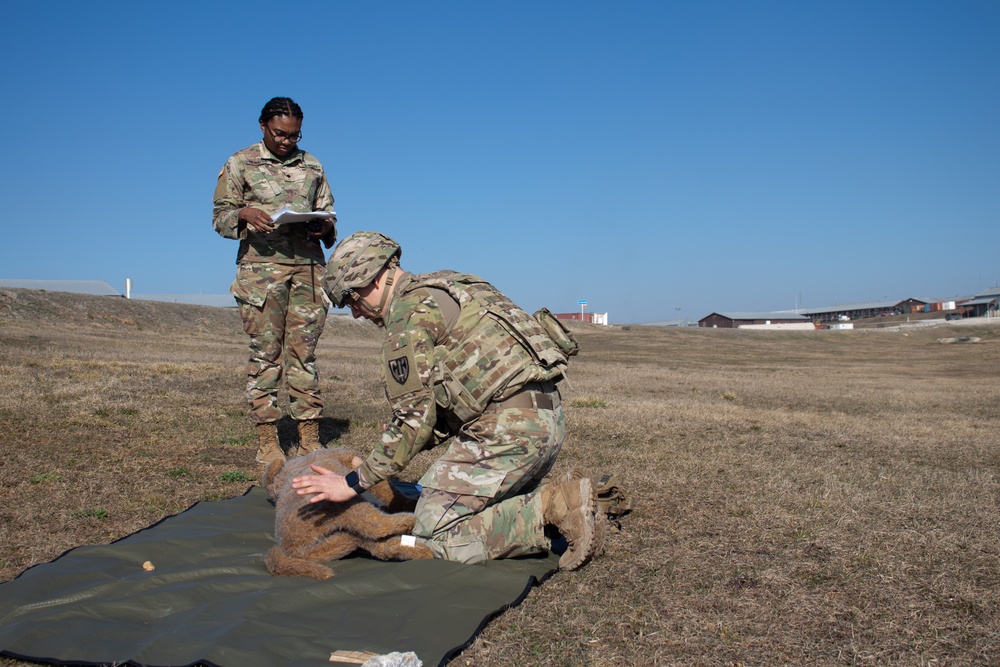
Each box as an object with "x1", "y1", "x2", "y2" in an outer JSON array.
[{"x1": 263, "y1": 447, "x2": 433, "y2": 579}]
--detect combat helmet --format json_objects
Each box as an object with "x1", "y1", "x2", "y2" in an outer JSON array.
[{"x1": 324, "y1": 231, "x2": 402, "y2": 308}]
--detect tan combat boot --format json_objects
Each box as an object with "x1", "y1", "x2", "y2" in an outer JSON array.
[
  {"x1": 296, "y1": 419, "x2": 323, "y2": 455},
  {"x1": 542, "y1": 477, "x2": 602, "y2": 570},
  {"x1": 548, "y1": 466, "x2": 631, "y2": 521},
  {"x1": 255, "y1": 423, "x2": 284, "y2": 465}
]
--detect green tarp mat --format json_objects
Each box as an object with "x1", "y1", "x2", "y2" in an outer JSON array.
[{"x1": 0, "y1": 486, "x2": 559, "y2": 667}]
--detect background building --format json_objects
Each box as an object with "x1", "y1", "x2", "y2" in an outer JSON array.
[
  {"x1": 698, "y1": 311, "x2": 813, "y2": 329},
  {"x1": 554, "y1": 312, "x2": 609, "y2": 326}
]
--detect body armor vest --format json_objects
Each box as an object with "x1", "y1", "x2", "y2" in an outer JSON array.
[{"x1": 404, "y1": 271, "x2": 570, "y2": 422}]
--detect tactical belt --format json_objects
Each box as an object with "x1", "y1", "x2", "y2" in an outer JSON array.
[{"x1": 490, "y1": 381, "x2": 560, "y2": 411}]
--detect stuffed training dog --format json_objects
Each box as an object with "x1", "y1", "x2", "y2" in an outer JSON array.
[{"x1": 262, "y1": 447, "x2": 434, "y2": 579}]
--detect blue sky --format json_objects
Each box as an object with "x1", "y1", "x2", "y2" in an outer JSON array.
[{"x1": 3, "y1": 1, "x2": 997, "y2": 324}]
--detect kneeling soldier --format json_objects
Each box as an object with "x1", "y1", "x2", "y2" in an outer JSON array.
[{"x1": 291, "y1": 232, "x2": 605, "y2": 570}]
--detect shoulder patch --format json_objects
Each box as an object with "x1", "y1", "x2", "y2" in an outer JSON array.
[
  {"x1": 388, "y1": 356, "x2": 409, "y2": 385},
  {"x1": 382, "y1": 340, "x2": 424, "y2": 400}
]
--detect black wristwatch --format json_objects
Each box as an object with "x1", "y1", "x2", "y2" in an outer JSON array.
[{"x1": 344, "y1": 470, "x2": 366, "y2": 495}]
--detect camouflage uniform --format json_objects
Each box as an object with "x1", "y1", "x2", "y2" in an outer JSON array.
[
  {"x1": 356, "y1": 271, "x2": 570, "y2": 563},
  {"x1": 213, "y1": 141, "x2": 335, "y2": 424}
]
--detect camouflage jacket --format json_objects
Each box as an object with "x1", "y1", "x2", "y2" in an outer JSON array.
[
  {"x1": 212, "y1": 141, "x2": 336, "y2": 264},
  {"x1": 358, "y1": 271, "x2": 568, "y2": 485}
]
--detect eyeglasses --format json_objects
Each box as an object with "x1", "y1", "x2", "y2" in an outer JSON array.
[{"x1": 265, "y1": 125, "x2": 302, "y2": 144}]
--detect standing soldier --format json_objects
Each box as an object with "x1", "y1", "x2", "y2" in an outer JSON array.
[
  {"x1": 291, "y1": 232, "x2": 605, "y2": 571},
  {"x1": 213, "y1": 97, "x2": 336, "y2": 464}
]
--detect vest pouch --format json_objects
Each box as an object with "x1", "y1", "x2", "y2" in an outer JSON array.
[
  {"x1": 532, "y1": 308, "x2": 580, "y2": 357},
  {"x1": 441, "y1": 371, "x2": 487, "y2": 423},
  {"x1": 489, "y1": 306, "x2": 568, "y2": 370}
]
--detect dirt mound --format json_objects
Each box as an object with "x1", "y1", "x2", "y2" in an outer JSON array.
[
  {"x1": 0, "y1": 288, "x2": 241, "y2": 336},
  {"x1": 0, "y1": 287, "x2": 376, "y2": 339}
]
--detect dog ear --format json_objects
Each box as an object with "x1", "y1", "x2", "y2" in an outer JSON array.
[{"x1": 262, "y1": 459, "x2": 285, "y2": 499}]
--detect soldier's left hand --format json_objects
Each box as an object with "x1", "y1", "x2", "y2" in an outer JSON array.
[
  {"x1": 307, "y1": 219, "x2": 335, "y2": 239},
  {"x1": 291, "y1": 464, "x2": 358, "y2": 503}
]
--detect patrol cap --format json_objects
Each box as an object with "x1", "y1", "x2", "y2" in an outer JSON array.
[{"x1": 324, "y1": 231, "x2": 402, "y2": 308}]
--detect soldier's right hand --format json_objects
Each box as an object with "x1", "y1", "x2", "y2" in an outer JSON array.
[{"x1": 239, "y1": 207, "x2": 276, "y2": 234}]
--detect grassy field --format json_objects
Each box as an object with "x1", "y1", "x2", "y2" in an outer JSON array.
[{"x1": 1, "y1": 288, "x2": 998, "y2": 666}]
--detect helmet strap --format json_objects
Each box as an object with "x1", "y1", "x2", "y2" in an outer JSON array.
[
  {"x1": 355, "y1": 261, "x2": 397, "y2": 323},
  {"x1": 370, "y1": 264, "x2": 396, "y2": 317}
]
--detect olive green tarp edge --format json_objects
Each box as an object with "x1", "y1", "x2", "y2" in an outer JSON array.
[{"x1": 0, "y1": 486, "x2": 559, "y2": 667}]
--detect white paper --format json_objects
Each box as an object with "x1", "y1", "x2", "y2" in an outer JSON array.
[{"x1": 270, "y1": 206, "x2": 337, "y2": 226}]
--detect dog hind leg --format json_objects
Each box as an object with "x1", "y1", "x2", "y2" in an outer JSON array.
[
  {"x1": 265, "y1": 546, "x2": 335, "y2": 580},
  {"x1": 365, "y1": 535, "x2": 435, "y2": 561},
  {"x1": 298, "y1": 531, "x2": 363, "y2": 563},
  {"x1": 341, "y1": 503, "x2": 418, "y2": 540}
]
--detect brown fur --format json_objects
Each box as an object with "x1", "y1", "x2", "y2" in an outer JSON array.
[{"x1": 262, "y1": 447, "x2": 434, "y2": 579}]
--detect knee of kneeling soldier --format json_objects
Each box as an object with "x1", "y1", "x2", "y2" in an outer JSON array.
[
  {"x1": 412, "y1": 509, "x2": 489, "y2": 564},
  {"x1": 417, "y1": 533, "x2": 488, "y2": 565}
]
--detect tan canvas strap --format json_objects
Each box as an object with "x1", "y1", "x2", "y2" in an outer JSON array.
[{"x1": 490, "y1": 381, "x2": 560, "y2": 411}]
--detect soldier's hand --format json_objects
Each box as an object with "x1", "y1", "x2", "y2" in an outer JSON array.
[
  {"x1": 291, "y1": 464, "x2": 358, "y2": 503},
  {"x1": 239, "y1": 207, "x2": 276, "y2": 234},
  {"x1": 307, "y1": 218, "x2": 336, "y2": 242}
]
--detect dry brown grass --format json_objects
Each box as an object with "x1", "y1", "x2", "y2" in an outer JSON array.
[{"x1": 1, "y1": 288, "x2": 998, "y2": 666}]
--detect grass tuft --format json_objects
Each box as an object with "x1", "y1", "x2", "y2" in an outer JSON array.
[
  {"x1": 219, "y1": 471, "x2": 255, "y2": 483},
  {"x1": 30, "y1": 472, "x2": 65, "y2": 484},
  {"x1": 569, "y1": 397, "x2": 607, "y2": 408}
]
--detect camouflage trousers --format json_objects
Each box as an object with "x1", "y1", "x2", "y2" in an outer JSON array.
[
  {"x1": 413, "y1": 398, "x2": 565, "y2": 564},
  {"x1": 231, "y1": 262, "x2": 329, "y2": 424}
]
